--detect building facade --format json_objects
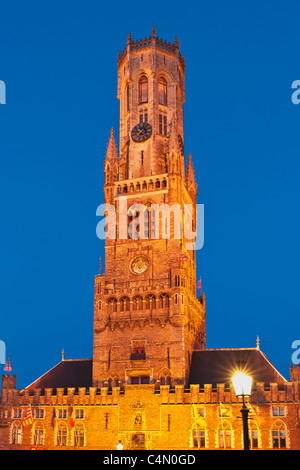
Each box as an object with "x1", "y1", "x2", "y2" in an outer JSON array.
[{"x1": 0, "y1": 29, "x2": 299, "y2": 450}]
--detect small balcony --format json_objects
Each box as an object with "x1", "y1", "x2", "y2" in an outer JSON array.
[{"x1": 130, "y1": 352, "x2": 146, "y2": 361}]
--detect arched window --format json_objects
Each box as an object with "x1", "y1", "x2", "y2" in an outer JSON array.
[
  {"x1": 272, "y1": 421, "x2": 286, "y2": 449},
  {"x1": 128, "y1": 206, "x2": 139, "y2": 240},
  {"x1": 33, "y1": 421, "x2": 44, "y2": 446},
  {"x1": 107, "y1": 373, "x2": 119, "y2": 389},
  {"x1": 218, "y1": 421, "x2": 232, "y2": 449},
  {"x1": 133, "y1": 296, "x2": 143, "y2": 310},
  {"x1": 139, "y1": 75, "x2": 148, "y2": 103},
  {"x1": 120, "y1": 297, "x2": 130, "y2": 312},
  {"x1": 158, "y1": 77, "x2": 167, "y2": 105},
  {"x1": 159, "y1": 371, "x2": 171, "y2": 385},
  {"x1": 193, "y1": 424, "x2": 206, "y2": 449},
  {"x1": 159, "y1": 294, "x2": 169, "y2": 309},
  {"x1": 145, "y1": 294, "x2": 156, "y2": 310},
  {"x1": 56, "y1": 422, "x2": 67, "y2": 446},
  {"x1": 74, "y1": 422, "x2": 85, "y2": 447},
  {"x1": 108, "y1": 298, "x2": 117, "y2": 313},
  {"x1": 11, "y1": 422, "x2": 22, "y2": 445}
]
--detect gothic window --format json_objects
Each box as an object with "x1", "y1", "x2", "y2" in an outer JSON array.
[
  {"x1": 74, "y1": 422, "x2": 85, "y2": 447},
  {"x1": 11, "y1": 422, "x2": 22, "y2": 445},
  {"x1": 145, "y1": 294, "x2": 156, "y2": 309},
  {"x1": 98, "y1": 300, "x2": 102, "y2": 311},
  {"x1": 158, "y1": 77, "x2": 167, "y2": 105},
  {"x1": 133, "y1": 296, "x2": 143, "y2": 310},
  {"x1": 33, "y1": 421, "x2": 44, "y2": 446},
  {"x1": 56, "y1": 422, "x2": 67, "y2": 446},
  {"x1": 108, "y1": 298, "x2": 117, "y2": 313},
  {"x1": 159, "y1": 294, "x2": 169, "y2": 308},
  {"x1": 120, "y1": 297, "x2": 130, "y2": 312},
  {"x1": 139, "y1": 75, "x2": 148, "y2": 104},
  {"x1": 174, "y1": 293, "x2": 178, "y2": 305},
  {"x1": 193, "y1": 425, "x2": 206, "y2": 448},
  {"x1": 272, "y1": 421, "x2": 286, "y2": 448},
  {"x1": 218, "y1": 422, "x2": 232, "y2": 449},
  {"x1": 128, "y1": 207, "x2": 139, "y2": 240},
  {"x1": 159, "y1": 371, "x2": 171, "y2": 385}
]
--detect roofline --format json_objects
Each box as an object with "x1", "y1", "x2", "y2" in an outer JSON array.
[
  {"x1": 192, "y1": 348, "x2": 288, "y2": 382},
  {"x1": 193, "y1": 348, "x2": 258, "y2": 352},
  {"x1": 21, "y1": 358, "x2": 93, "y2": 392},
  {"x1": 22, "y1": 360, "x2": 62, "y2": 392},
  {"x1": 257, "y1": 349, "x2": 287, "y2": 382}
]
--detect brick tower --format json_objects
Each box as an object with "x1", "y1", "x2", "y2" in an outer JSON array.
[{"x1": 92, "y1": 28, "x2": 206, "y2": 389}]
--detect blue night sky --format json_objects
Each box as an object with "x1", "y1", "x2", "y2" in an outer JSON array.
[{"x1": 0, "y1": 0, "x2": 299, "y2": 389}]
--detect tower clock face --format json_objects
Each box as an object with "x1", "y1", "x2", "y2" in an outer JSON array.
[
  {"x1": 131, "y1": 123, "x2": 152, "y2": 143},
  {"x1": 130, "y1": 256, "x2": 150, "y2": 275}
]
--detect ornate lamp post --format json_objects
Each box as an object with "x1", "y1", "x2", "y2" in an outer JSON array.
[{"x1": 232, "y1": 372, "x2": 252, "y2": 450}]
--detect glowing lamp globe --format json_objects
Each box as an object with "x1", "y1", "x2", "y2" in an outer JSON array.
[
  {"x1": 116, "y1": 441, "x2": 123, "y2": 450},
  {"x1": 232, "y1": 372, "x2": 252, "y2": 397}
]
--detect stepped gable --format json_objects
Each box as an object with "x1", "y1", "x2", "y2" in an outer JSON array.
[{"x1": 188, "y1": 348, "x2": 287, "y2": 385}]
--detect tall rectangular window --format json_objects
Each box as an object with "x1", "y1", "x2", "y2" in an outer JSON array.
[
  {"x1": 159, "y1": 114, "x2": 167, "y2": 136},
  {"x1": 139, "y1": 76, "x2": 148, "y2": 103},
  {"x1": 158, "y1": 77, "x2": 167, "y2": 105}
]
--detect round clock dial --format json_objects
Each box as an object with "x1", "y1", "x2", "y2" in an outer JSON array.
[
  {"x1": 130, "y1": 256, "x2": 150, "y2": 275},
  {"x1": 131, "y1": 122, "x2": 152, "y2": 143}
]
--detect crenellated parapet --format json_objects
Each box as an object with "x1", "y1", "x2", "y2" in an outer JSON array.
[{"x1": 117, "y1": 28, "x2": 185, "y2": 71}]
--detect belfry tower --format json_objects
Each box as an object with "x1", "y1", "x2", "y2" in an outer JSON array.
[{"x1": 93, "y1": 28, "x2": 205, "y2": 388}]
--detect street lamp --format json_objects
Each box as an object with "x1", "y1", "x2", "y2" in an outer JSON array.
[{"x1": 232, "y1": 372, "x2": 252, "y2": 450}]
